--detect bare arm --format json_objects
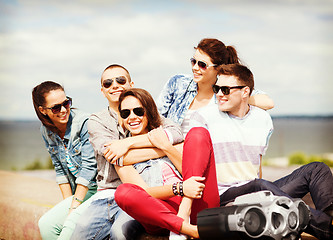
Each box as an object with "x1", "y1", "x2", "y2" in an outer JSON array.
[
  {"x1": 249, "y1": 94, "x2": 274, "y2": 110},
  {"x1": 114, "y1": 165, "x2": 175, "y2": 199},
  {"x1": 69, "y1": 184, "x2": 88, "y2": 214},
  {"x1": 122, "y1": 143, "x2": 184, "y2": 166},
  {"x1": 147, "y1": 127, "x2": 183, "y2": 173},
  {"x1": 115, "y1": 165, "x2": 204, "y2": 200},
  {"x1": 104, "y1": 116, "x2": 183, "y2": 163},
  {"x1": 59, "y1": 183, "x2": 72, "y2": 199}
]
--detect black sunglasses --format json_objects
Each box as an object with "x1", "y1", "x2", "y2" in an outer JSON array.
[
  {"x1": 120, "y1": 107, "x2": 145, "y2": 119},
  {"x1": 212, "y1": 85, "x2": 246, "y2": 95},
  {"x1": 44, "y1": 97, "x2": 72, "y2": 114},
  {"x1": 190, "y1": 58, "x2": 216, "y2": 70},
  {"x1": 102, "y1": 76, "x2": 127, "y2": 88}
]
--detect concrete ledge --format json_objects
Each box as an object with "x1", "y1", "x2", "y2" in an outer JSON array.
[
  {"x1": 0, "y1": 170, "x2": 61, "y2": 240},
  {"x1": 0, "y1": 169, "x2": 319, "y2": 240}
]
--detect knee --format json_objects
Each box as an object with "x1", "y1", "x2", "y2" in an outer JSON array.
[
  {"x1": 185, "y1": 127, "x2": 211, "y2": 145},
  {"x1": 251, "y1": 179, "x2": 270, "y2": 191},
  {"x1": 38, "y1": 214, "x2": 55, "y2": 238},
  {"x1": 115, "y1": 184, "x2": 141, "y2": 208},
  {"x1": 251, "y1": 179, "x2": 281, "y2": 193},
  {"x1": 308, "y1": 161, "x2": 331, "y2": 175},
  {"x1": 110, "y1": 227, "x2": 126, "y2": 240}
]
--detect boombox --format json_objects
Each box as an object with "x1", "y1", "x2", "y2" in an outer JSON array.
[{"x1": 197, "y1": 191, "x2": 310, "y2": 240}]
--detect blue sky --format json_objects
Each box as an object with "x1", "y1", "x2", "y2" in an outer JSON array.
[{"x1": 0, "y1": 0, "x2": 333, "y2": 120}]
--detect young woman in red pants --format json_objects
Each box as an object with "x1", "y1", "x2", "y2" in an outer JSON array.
[{"x1": 113, "y1": 88, "x2": 220, "y2": 239}]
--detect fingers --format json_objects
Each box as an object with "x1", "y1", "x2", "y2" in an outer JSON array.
[{"x1": 191, "y1": 176, "x2": 206, "y2": 182}]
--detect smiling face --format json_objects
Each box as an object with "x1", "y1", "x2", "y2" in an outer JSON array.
[
  {"x1": 215, "y1": 75, "x2": 248, "y2": 116},
  {"x1": 192, "y1": 49, "x2": 218, "y2": 86},
  {"x1": 39, "y1": 89, "x2": 70, "y2": 128},
  {"x1": 120, "y1": 95, "x2": 148, "y2": 136},
  {"x1": 101, "y1": 67, "x2": 133, "y2": 105}
]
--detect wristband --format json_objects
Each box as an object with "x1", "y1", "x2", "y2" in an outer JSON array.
[
  {"x1": 172, "y1": 182, "x2": 179, "y2": 196},
  {"x1": 74, "y1": 197, "x2": 83, "y2": 204},
  {"x1": 179, "y1": 181, "x2": 184, "y2": 197}
]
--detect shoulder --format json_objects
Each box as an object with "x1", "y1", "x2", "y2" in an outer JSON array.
[
  {"x1": 88, "y1": 108, "x2": 118, "y2": 130},
  {"x1": 248, "y1": 106, "x2": 273, "y2": 125},
  {"x1": 165, "y1": 74, "x2": 193, "y2": 88},
  {"x1": 89, "y1": 108, "x2": 111, "y2": 121}
]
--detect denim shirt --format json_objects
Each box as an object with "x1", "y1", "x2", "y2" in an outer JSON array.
[
  {"x1": 41, "y1": 109, "x2": 97, "y2": 194},
  {"x1": 157, "y1": 74, "x2": 197, "y2": 125},
  {"x1": 157, "y1": 74, "x2": 265, "y2": 126}
]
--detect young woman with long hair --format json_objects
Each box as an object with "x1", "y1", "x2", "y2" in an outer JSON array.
[{"x1": 32, "y1": 81, "x2": 97, "y2": 239}]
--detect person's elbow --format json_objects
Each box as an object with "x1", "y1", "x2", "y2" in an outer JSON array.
[{"x1": 262, "y1": 98, "x2": 275, "y2": 110}]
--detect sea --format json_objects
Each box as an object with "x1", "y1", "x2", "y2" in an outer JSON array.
[{"x1": 0, "y1": 116, "x2": 332, "y2": 170}]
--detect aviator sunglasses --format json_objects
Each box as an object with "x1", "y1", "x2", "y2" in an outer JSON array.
[
  {"x1": 190, "y1": 58, "x2": 217, "y2": 70},
  {"x1": 44, "y1": 97, "x2": 72, "y2": 114},
  {"x1": 212, "y1": 85, "x2": 246, "y2": 95},
  {"x1": 102, "y1": 76, "x2": 127, "y2": 88},
  {"x1": 120, "y1": 107, "x2": 145, "y2": 119}
]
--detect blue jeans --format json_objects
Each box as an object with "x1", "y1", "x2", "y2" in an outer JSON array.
[
  {"x1": 71, "y1": 196, "x2": 144, "y2": 240},
  {"x1": 220, "y1": 162, "x2": 333, "y2": 240}
]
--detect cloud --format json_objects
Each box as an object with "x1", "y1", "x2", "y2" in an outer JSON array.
[{"x1": 0, "y1": 0, "x2": 332, "y2": 119}]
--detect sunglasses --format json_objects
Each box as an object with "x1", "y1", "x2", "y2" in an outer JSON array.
[
  {"x1": 120, "y1": 107, "x2": 145, "y2": 119},
  {"x1": 102, "y1": 76, "x2": 127, "y2": 88},
  {"x1": 190, "y1": 58, "x2": 217, "y2": 70},
  {"x1": 212, "y1": 85, "x2": 246, "y2": 95},
  {"x1": 44, "y1": 97, "x2": 72, "y2": 114}
]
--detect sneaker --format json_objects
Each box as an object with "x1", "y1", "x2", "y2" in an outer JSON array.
[{"x1": 169, "y1": 231, "x2": 187, "y2": 240}]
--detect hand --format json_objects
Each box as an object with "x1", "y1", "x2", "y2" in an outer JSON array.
[
  {"x1": 183, "y1": 176, "x2": 205, "y2": 199},
  {"x1": 148, "y1": 126, "x2": 172, "y2": 151},
  {"x1": 104, "y1": 139, "x2": 130, "y2": 164}
]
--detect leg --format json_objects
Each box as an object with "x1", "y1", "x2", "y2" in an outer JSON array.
[
  {"x1": 115, "y1": 183, "x2": 184, "y2": 235},
  {"x1": 273, "y1": 162, "x2": 333, "y2": 239},
  {"x1": 38, "y1": 195, "x2": 72, "y2": 240},
  {"x1": 58, "y1": 187, "x2": 97, "y2": 239},
  {"x1": 181, "y1": 127, "x2": 220, "y2": 224},
  {"x1": 274, "y1": 162, "x2": 333, "y2": 211},
  {"x1": 220, "y1": 179, "x2": 333, "y2": 239},
  {"x1": 71, "y1": 196, "x2": 129, "y2": 240},
  {"x1": 110, "y1": 209, "x2": 145, "y2": 240},
  {"x1": 219, "y1": 178, "x2": 290, "y2": 206}
]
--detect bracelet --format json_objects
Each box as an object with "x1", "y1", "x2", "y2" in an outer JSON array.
[
  {"x1": 69, "y1": 206, "x2": 77, "y2": 210},
  {"x1": 172, "y1": 182, "x2": 179, "y2": 196},
  {"x1": 74, "y1": 197, "x2": 83, "y2": 204},
  {"x1": 179, "y1": 181, "x2": 184, "y2": 197}
]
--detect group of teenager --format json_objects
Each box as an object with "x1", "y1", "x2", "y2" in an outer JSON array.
[{"x1": 32, "y1": 38, "x2": 333, "y2": 240}]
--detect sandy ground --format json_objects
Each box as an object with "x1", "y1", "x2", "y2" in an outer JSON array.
[{"x1": 1, "y1": 166, "x2": 328, "y2": 240}]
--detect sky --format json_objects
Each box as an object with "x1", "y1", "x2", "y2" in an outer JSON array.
[{"x1": 0, "y1": 0, "x2": 332, "y2": 120}]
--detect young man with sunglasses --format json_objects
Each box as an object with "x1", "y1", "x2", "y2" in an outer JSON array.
[
  {"x1": 183, "y1": 64, "x2": 333, "y2": 240},
  {"x1": 70, "y1": 64, "x2": 184, "y2": 240}
]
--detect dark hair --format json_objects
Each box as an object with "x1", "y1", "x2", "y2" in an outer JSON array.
[
  {"x1": 118, "y1": 88, "x2": 162, "y2": 131},
  {"x1": 101, "y1": 64, "x2": 132, "y2": 84},
  {"x1": 196, "y1": 38, "x2": 240, "y2": 66},
  {"x1": 32, "y1": 81, "x2": 65, "y2": 134},
  {"x1": 217, "y1": 64, "x2": 254, "y2": 94}
]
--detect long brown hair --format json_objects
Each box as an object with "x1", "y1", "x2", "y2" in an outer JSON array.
[
  {"x1": 196, "y1": 38, "x2": 240, "y2": 66},
  {"x1": 32, "y1": 81, "x2": 65, "y2": 134},
  {"x1": 118, "y1": 88, "x2": 162, "y2": 131}
]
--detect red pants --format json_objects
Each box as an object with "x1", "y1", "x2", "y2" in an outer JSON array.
[{"x1": 115, "y1": 127, "x2": 219, "y2": 234}]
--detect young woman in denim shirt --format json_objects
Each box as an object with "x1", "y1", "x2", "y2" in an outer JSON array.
[
  {"x1": 32, "y1": 81, "x2": 97, "y2": 239},
  {"x1": 157, "y1": 38, "x2": 274, "y2": 136}
]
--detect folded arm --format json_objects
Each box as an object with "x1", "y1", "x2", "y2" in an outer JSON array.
[{"x1": 249, "y1": 94, "x2": 274, "y2": 110}]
